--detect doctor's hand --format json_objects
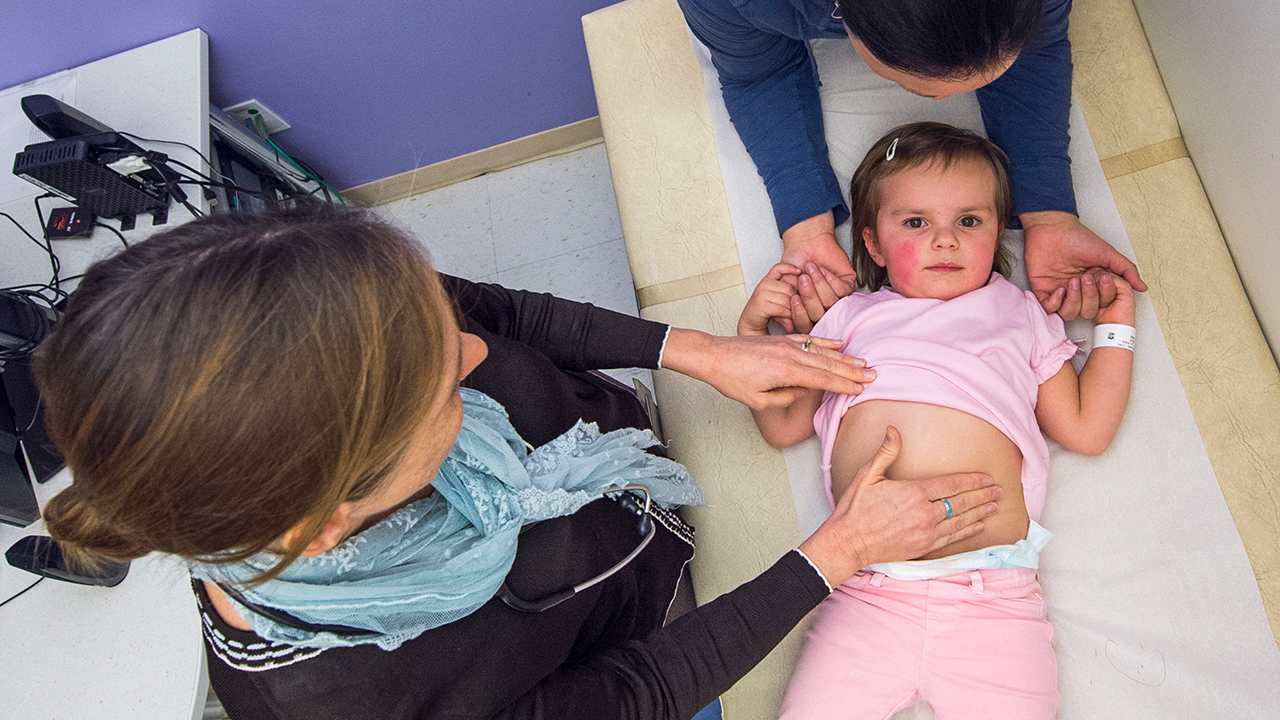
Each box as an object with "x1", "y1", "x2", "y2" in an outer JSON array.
[
  {"x1": 1022, "y1": 211, "x2": 1147, "y2": 322},
  {"x1": 798, "y1": 427, "x2": 1001, "y2": 588},
  {"x1": 659, "y1": 328, "x2": 873, "y2": 411}
]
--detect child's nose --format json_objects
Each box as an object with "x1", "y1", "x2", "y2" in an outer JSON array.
[{"x1": 932, "y1": 228, "x2": 959, "y2": 249}]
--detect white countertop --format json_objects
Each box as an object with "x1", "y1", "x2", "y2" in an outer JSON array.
[{"x1": 0, "y1": 29, "x2": 211, "y2": 720}]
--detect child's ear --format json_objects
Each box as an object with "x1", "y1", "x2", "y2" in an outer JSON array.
[{"x1": 862, "y1": 227, "x2": 886, "y2": 267}]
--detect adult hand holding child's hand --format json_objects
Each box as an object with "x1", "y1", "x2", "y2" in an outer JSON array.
[
  {"x1": 798, "y1": 427, "x2": 1002, "y2": 588},
  {"x1": 739, "y1": 263, "x2": 854, "y2": 335},
  {"x1": 1022, "y1": 211, "x2": 1146, "y2": 321},
  {"x1": 777, "y1": 212, "x2": 857, "y2": 332}
]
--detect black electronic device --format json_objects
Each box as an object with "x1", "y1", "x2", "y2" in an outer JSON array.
[
  {"x1": 13, "y1": 132, "x2": 170, "y2": 224},
  {"x1": 5, "y1": 535, "x2": 130, "y2": 587},
  {"x1": 20, "y1": 94, "x2": 114, "y2": 140},
  {"x1": 0, "y1": 289, "x2": 63, "y2": 499},
  {"x1": 0, "y1": 290, "x2": 53, "y2": 355},
  {"x1": 1, "y1": 353, "x2": 63, "y2": 485},
  {"x1": 44, "y1": 206, "x2": 95, "y2": 239},
  {"x1": 12, "y1": 95, "x2": 183, "y2": 227},
  {"x1": 0, "y1": 381, "x2": 39, "y2": 527}
]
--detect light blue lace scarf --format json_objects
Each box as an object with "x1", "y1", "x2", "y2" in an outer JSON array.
[{"x1": 189, "y1": 388, "x2": 702, "y2": 650}]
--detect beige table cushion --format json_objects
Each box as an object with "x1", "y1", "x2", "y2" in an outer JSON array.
[{"x1": 585, "y1": 0, "x2": 1280, "y2": 716}]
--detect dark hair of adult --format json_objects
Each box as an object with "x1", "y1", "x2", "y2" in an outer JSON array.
[
  {"x1": 849, "y1": 121, "x2": 1014, "y2": 291},
  {"x1": 837, "y1": 0, "x2": 1045, "y2": 79},
  {"x1": 33, "y1": 207, "x2": 455, "y2": 582}
]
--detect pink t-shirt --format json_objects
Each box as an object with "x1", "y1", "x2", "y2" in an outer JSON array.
[{"x1": 811, "y1": 274, "x2": 1076, "y2": 522}]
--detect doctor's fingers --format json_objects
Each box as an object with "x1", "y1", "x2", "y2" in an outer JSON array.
[
  {"x1": 1078, "y1": 271, "x2": 1101, "y2": 319},
  {"x1": 786, "y1": 346, "x2": 875, "y2": 392},
  {"x1": 919, "y1": 472, "x2": 1000, "y2": 512},
  {"x1": 928, "y1": 499, "x2": 1000, "y2": 553},
  {"x1": 796, "y1": 274, "x2": 832, "y2": 324},
  {"x1": 799, "y1": 263, "x2": 843, "y2": 308},
  {"x1": 1056, "y1": 277, "x2": 1084, "y2": 321}
]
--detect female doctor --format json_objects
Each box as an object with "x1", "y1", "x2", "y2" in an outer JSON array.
[{"x1": 33, "y1": 207, "x2": 999, "y2": 719}]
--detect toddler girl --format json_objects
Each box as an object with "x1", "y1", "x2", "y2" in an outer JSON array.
[{"x1": 738, "y1": 122, "x2": 1135, "y2": 719}]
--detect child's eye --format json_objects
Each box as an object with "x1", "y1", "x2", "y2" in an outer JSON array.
[
  {"x1": 904, "y1": 218, "x2": 926, "y2": 229},
  {"x1": 958, "y1": 216, "x2": 980, "y2": 228}
]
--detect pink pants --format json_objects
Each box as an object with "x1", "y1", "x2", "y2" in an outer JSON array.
[{"x1": 780, "y1": 567, "x2": 1058, "y2": 720}]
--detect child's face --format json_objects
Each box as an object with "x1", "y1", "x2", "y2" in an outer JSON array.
[{"x1": 862, "y1": 157, "x2": 1001, "y2": 301}]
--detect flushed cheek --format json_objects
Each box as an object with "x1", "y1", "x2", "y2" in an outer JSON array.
[{"x1": 882, "y1": 241, "x2": 921, "y2": 285}]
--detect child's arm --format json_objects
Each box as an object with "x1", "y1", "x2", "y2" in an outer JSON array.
[
  {"x1": 750, "y1": 385, "x2": 826, "y2": 449},
  {"x1": 1035, "y1": 274, "x2": 1136, "y2": 455},
  {"x1": 739, "y1": 264, "x2": 830, "y2": 448}
]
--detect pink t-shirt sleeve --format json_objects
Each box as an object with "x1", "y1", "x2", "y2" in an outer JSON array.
[
  {"x1": 811, "y1": 302, "x2": 842, "y2": 340},
  {"x1": 1024, "y1": 292, "x2": 1078, "y2": 384}
]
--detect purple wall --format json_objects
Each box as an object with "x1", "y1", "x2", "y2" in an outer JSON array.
[{"x1": 1, "y1": 0, "x2": 621, "y2": 190}]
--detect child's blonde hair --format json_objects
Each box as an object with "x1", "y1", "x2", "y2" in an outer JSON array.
[{"x1": 850, "y1": 121, "x2": 1014, "y2": 291}]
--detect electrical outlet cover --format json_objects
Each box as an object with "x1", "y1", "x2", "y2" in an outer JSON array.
[{"x1": 222, "y1": 99, "x2": 291, "y2": 135}]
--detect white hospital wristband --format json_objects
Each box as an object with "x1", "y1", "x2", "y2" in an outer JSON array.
[{"x1": 1093, "y1": 324, "x2": 1136, "y2": 352}]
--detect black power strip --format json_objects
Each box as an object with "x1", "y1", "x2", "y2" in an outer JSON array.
[{"x1": 44, "y1": 206, "x2": 95, "y2": 239}]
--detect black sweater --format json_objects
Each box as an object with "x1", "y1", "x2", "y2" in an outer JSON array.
[{"x1": 198, "y1": 277, "x2": 830, "y2": 720}]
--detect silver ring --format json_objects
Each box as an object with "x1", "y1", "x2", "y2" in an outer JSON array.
[
  {"x1": 800, "y1": 337, "x2": 812, "y2": 352},
  {"x1": 941, "y1": 498, "x2": 953, "y2": 520}
]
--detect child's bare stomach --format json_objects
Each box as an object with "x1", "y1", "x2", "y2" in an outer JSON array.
[{"x1": 831, "y1": 399, "x2": 1029, "y2": 560}]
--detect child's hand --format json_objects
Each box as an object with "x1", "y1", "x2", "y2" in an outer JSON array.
[
  {"x1": 1094, "y1": 273, "x2": 1136, "y2": 327},
  {"x1": 791, "y1": 262, "x2": 855, "y2": 333},
  {"x1": 739, "y1": 263, "x2": 803, "y2": 335}
]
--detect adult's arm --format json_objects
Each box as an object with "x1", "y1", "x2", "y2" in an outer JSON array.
[
  {"x1": 443, "y1": 274, "x2": 668, "y2": 371},
  {"x1": 976, "y1": 0, "x2": 1145, "y2": 319},
  {"x1": 974, "y1": 0, "x2": 1075, "y2": 219},
  {"x1": 494, "y1": 551, "x2": 827, "y2": 720},
  {"x1": 496, "y1": 431, "x2": 1001, "y2": 720},
  {"x1": 445, "y1": 275, "x2": 873, "y2": 410},
  {"x1": 676, "y1": 0, "x2": 848, "y2": 235}
]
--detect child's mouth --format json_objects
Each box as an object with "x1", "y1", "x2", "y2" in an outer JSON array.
[{"x1": 927, "y1": 263, "x2": 962, "y2": 272}]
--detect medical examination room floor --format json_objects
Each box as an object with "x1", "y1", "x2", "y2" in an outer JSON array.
[
  {"x1": 375, "y1": 144, "x2": 635, "y2": 316},
  {"x1": 373, "y1": 143, "x2": 653, "y2": 392}
]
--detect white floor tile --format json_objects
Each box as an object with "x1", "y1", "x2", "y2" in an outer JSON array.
[
  {"x1": 488, "y1": 145, "x2": 623, "y2": 272},
  {"x1": 496, "y1": 237, "x2": 638, "y2": 317},
  {"x1": 374, "y1": 175, "x2": 499, "y2": 280},
  {"x1": 376, "y1": 144, "x2": 638, "y2": 317}
]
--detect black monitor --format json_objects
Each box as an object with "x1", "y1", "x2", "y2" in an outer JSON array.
[
  {"x1": 0, "y1": 379, "x2": 39, "y2": 527},
  {"x1": 0, "y1": 291, "x2": 63, "y2": 528}
]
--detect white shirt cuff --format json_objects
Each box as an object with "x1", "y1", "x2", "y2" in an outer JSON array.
[
  {"x1": 793, "y1": 548, "x2": 833, "y2": 593},
  {"x1": 655, "y1": 325, "x2": 673, "y2": 369}
]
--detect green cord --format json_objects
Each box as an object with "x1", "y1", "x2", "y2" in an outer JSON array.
[{"x1": 251, "y1": 114, "x2": 346, "y2": 204}]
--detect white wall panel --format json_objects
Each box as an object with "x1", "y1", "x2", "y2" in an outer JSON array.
[{"x1": 1131, "y1": 0, "x2": 1280, "y2": 359}]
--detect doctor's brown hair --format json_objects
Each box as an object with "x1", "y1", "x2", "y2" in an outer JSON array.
[
  {"x1": 34, "y1": 207, "x2": 455, "y2": 581},
  {"x1": 849, "y1": 122, "x2": 1014, "y2": 291}
]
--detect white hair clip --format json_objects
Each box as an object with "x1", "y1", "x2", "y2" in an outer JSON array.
[{"x1": 886, "y1": 137, "x2": 899, "y2": 161}]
